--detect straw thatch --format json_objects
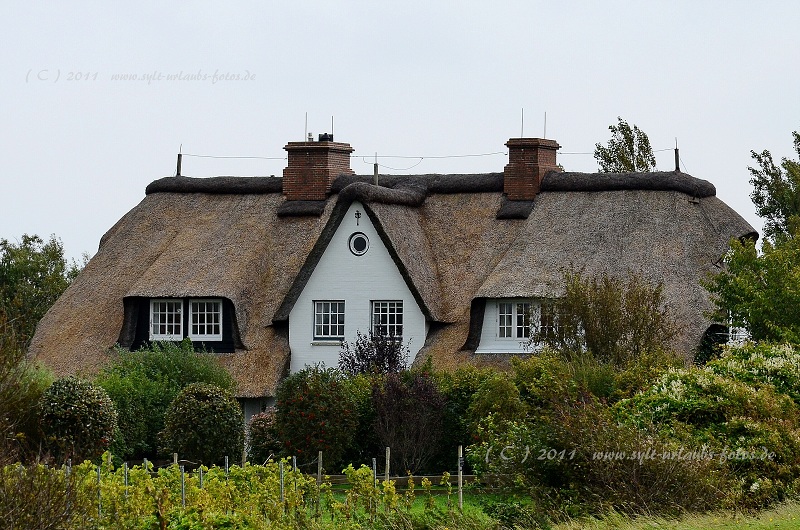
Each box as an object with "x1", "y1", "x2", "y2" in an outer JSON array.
[{"x1": 29, "y1": 170, "x2": 754, "y2": 398}]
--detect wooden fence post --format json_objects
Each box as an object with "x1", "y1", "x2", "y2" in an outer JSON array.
[
  {"x1": 385, "y1": 447, "x2": 390, "y2": 483},
  {"x1": 458, "y1": 445, "x2": 463, "y2": 513}
]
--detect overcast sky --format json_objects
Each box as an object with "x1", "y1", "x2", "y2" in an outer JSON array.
[{"x1": 2, "y1": 2, "x2": 798, "y2": 262}]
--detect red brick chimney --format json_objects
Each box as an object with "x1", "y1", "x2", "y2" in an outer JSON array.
[
  {"x1": 283, "y1": 135, "x2": 355, "y2": 201},
  {"x1": 504, "y1": 138, "x2": 561, "y2": 200}
]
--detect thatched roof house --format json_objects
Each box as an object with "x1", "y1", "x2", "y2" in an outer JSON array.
[{"x1": 29, "y1": 136, "x2": 755, "y2": 415}]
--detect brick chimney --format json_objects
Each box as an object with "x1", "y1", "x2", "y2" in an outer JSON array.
[
  {"x1": 503, "y1": 138, "x2": 561, "y2": 200},
  {"x1": 283, "y1": 135, "x2": 355, "y2": 201}
]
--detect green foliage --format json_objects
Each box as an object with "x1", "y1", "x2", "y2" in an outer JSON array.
[
  {"x1": 161, "y1": 383, "x2": 244, "y2": 465},
  {"x1": 433, "y1": 366, "x2": 495, "y2": 471},
  {"x1": 372, "y1": 371, "x2": 446, "y2": 474},
  {"x1": 247, "y1": 408, "x2": 280, "y2": 465},
  {"x1": 0, "y1": 234, "x2": 83, "y2": 350},
  {"x1": 338, "y1": 329, "x2": 410, "y2": 375},
  {"x1": 39, "y1": 376, "x2": 118, "y2": 463},
  {"x1": 467, "y1": 372, "x2": 528, "y2": 427},
  {"x1": 594, "y1": 117, "x2": 656, "y2": 172},
  {"x1": 748, "y1": 130, "x2": 800, "y2": 244},
  {"x1": 535, "y1": 270, "x2": 675, "y2": 367},
  {"x1": 0, "y1": 310, "x2": 55, "y2": 461},
  {"x1": 706, "y1": 342, "x2": 800, "y2": 404},
  {"x1": 615, "y1": 359, "x2": 800, "y2": 508},
  {"x1": 706, "y1": 234, "x2": 800, "y2": 344},
  {"x1": 95, "y1": 340, "x2": 235, "y2": 461},
  {"x1": 274, "y1": 364, "x2": 357, "y2": 471},
  {"x1": 340, "y1": 373, "x2": 380, "y2": 466},
  {"x1": 0, "y1": 462, "x2": 95, "y2": 529}
]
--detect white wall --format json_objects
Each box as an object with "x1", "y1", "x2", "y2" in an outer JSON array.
[{"x1": 288, "y1": 202, "x2": 427, "y2": 373}]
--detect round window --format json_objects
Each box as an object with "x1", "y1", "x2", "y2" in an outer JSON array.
[{"x1": 348, "y1": 232, "x2": 369, "y2": 256}]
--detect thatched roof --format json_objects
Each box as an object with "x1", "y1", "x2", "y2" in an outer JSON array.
[{"x1": 29, "y1": 170, "x2": 755, "y2": 398}]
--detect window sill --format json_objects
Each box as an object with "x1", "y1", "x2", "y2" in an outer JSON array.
[{"x1": 311, "y1": 340, "x2": 343, "y2": 346}]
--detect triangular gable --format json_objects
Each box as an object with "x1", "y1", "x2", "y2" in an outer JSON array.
[{"x1": 273, "y1": 192, "x2": 439, "y2": 323}]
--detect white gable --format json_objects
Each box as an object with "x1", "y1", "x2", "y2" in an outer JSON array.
[{"x1": 288, "y1": 202, "x2": 427, "y2": 372}]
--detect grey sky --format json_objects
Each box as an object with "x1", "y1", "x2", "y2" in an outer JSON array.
[{"x1": 2, "y1": 1, "x2": 798, "y2": 261}]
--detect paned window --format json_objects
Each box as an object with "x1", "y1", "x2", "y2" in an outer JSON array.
[
  {"x1": 189, "y1": 299, "x2": 222, "y2": 341},
  {"x1": 372, "y1": 301, "x2": 403, "y2": 337},
  {"x1": 150, "y1": 299, "x2": 183, "y2": 340},
  {"x1": 539, "y1": 302, "x2": 557, "y2": 340},
  {"x1": 314, "y1": 301, "x2": 345, "y2": 340},
  {"x1": 498, "y1": 300, "x2": 532, "y2": 339}
]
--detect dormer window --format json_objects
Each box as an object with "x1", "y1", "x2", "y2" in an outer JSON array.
[
  {"x1": 475, "y1": 298, "x2": 559, "y2": 354},
  {"x1": 149, "y1": 298, "x2": 223, "y2": 342}
]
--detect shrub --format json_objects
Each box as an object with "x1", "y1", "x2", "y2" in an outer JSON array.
[
  {"x1": 247, "y1": 407, "x2": 280, "y2": 464},
  {"x1": 469, "y1": 399, "x2": 727, "y2": 519},
  {"x1": 433, "y1": 366, "x2": 495, "y2": 471},
  {"x1": 274, "y1": 364, "x2": 357, "y2": 471},
  {"x1": 161, "y1": 383, "x2": 244, "y2": 465},
  {"x1": 534, "y1": 270, "x2": 675, "y2": 366},
  {"x1": 372, "y1": 371, "x2": 446, "y2": 474},
  {"x1": 39, "y1": 376, "x2": 118, "y2": 463},
  {"x1": 615, "y1": 365, "x2": 800, "y2": 508},
  {"x1": 338, "y1": 329, "x2": 410, "y2": 375},
  {"x1": 706, "y1": 342, "x2": 800, "y2": 404},
  {"x1": 467, "y1": 371, "x2": 528, "y2": 428},
  {"x1": 0, "y1": 315, "x2": 53, "y2": 463},
  {"x1": 95, "y1": 340, "x2": 235, "y2": 460},
  {"x1": 0, "y1": 463, "x2": 94, "y2": 529},
  {"x1": 340, "y1": 373, "x2": 381, "y2": 466}
]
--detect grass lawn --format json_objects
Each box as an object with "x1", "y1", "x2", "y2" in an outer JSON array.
[{"x1": 553, "y1": 500, "x2": 800, "y2": 530}]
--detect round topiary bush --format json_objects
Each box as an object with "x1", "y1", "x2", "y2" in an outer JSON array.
[
  {"x1": 39, "y1": 376, "x2": 118, "y2": 463},
  {"x1": 161, "y1": 382, "x2": 244, "y2": 465}
]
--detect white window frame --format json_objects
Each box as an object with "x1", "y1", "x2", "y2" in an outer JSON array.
[
  {"x1": 372, "y1": 300, "x2": 403, "y2": 338},
  {"x1": 150, "y1": 299, "x2": 184, "y2": 341},
  {"x1": 189, "y1": 298, "x2": 223, "y2": 342},
  {"x1": 497, "y1": 300, "x2": 532, "y2": 340},
  {"x1": 314, "y1": 300, "x2": 345, "y2": 340}
]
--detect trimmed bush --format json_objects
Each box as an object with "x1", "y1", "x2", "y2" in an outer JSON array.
[
  {"x1": 274, "y1": 365, "x2": 357, "y2": 471},
  {"x1": 161, "y1": 383, "x2": 244, "y2": 465},
  {"x1": 96, "y1": 340, "x2": 235, "y2": 460},
  {"x1": 39, "y1": 377, "x2": 117, "y2": 463}
]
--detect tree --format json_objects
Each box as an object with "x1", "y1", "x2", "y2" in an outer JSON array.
[
  {"x1": 705, "y1": 234, "x2": 800, "y2": 345},
  {"x1": 338, "y1": 329, "x2": 410, "y2": 375},
  {"x1": 705, "y1": 130, "x2": 800, "y2": 343},
  {"x1": 594, "y1": 117, "x2": 656, "y2": 172},
  {"x1": 160, "y1": 383, "x2": 244, "y2": 465},
  {"x1": 748, "y1": 130, "x2": 800, "y2": 243},
  {"x1": 0, "y1": 234, "x2": 82, "y2": 349}
]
